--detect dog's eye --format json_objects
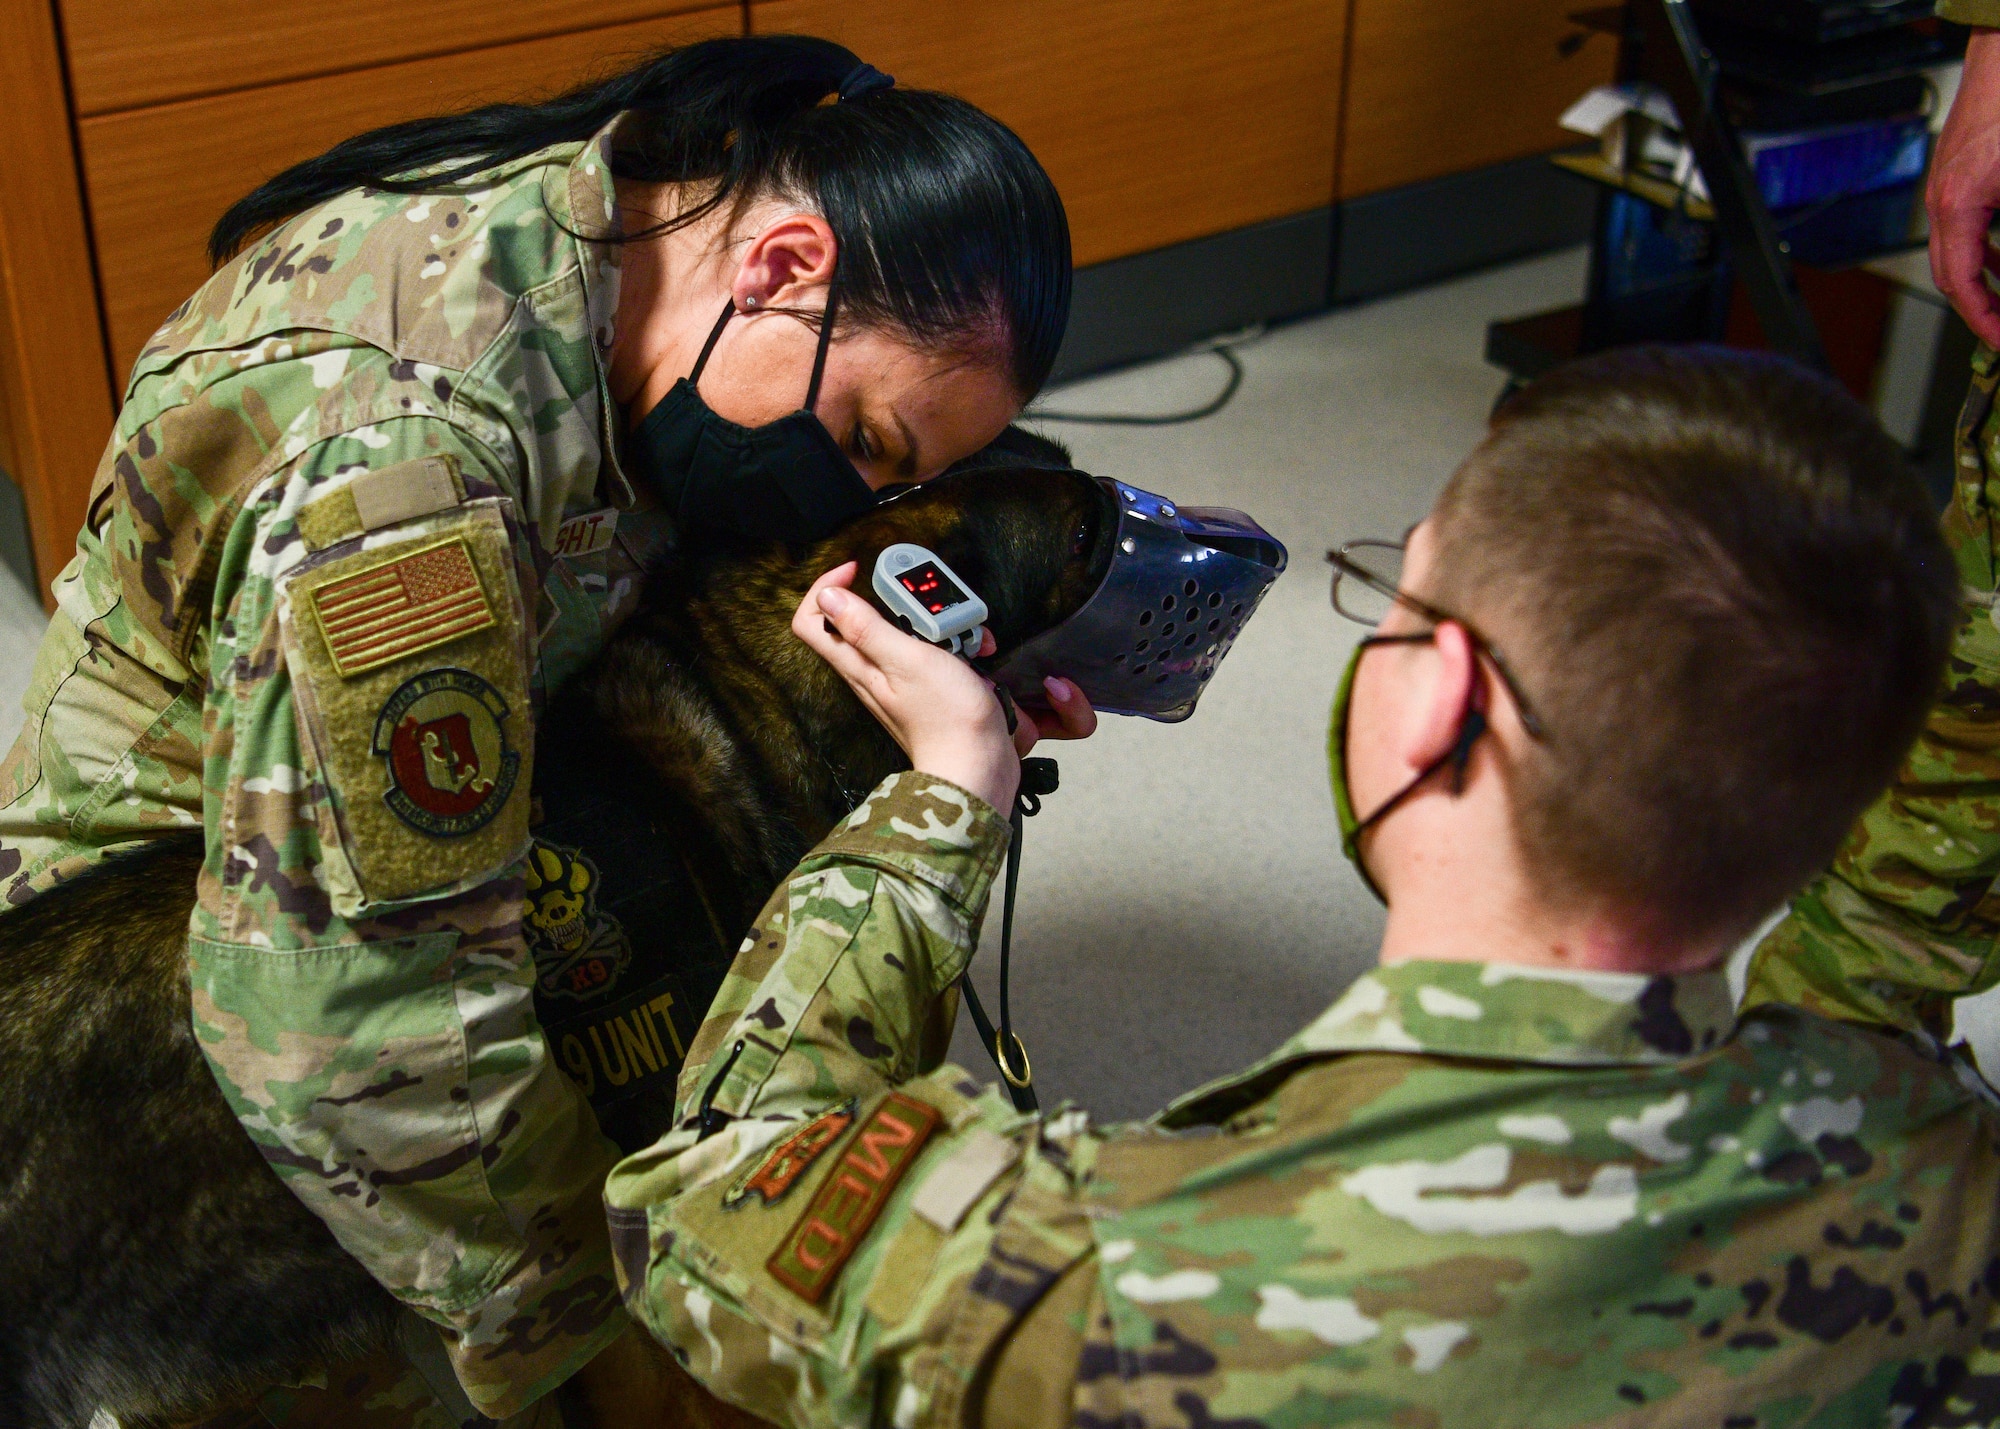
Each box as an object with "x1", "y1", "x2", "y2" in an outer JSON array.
[{"x1": 1070, "y1": 519, "x2": 1091, "y2": 558}]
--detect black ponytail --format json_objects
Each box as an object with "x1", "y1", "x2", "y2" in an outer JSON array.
[{"x1": 209, "y1": 35, "x2": 1071, "y2": 395}]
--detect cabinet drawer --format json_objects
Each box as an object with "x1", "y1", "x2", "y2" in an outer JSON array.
[
  {"x1": 1341, "y1": 0, "x2": 1617, "y2": 200},
  {"x1": 79, "y1": 6, "x2": 742, "y2": 383},
  {"x1": 750, "y1": 0, "x2": 1345, "y2": 270},
  {"x1": 59, "y1": 0, "x2": 742, "y2": 116}
]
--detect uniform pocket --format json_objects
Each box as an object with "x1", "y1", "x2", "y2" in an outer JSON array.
[
  {"x1": 277, "y1": 499, "x2": 533, "y2": 915},
  {"x1": 0, "y1": 538, "x2": 128, "y2": 813}
]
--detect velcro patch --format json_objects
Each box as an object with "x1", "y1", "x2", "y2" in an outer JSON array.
[
  {"x1": 769, "y1": 1093, "x2": 939, "y2": 1302},
  {"x1": 310, "y1": 536, "x2": 496, "y2": 677},
  {"x1": 910, "y1": 1128, "x2": 1020, "y2": 1232},
  {"x1": 726, "y1": 1104, "x2": 856, "y2": 1209},
  {"x1": 298, "y1": 455, "x2": 464, "y2": 551},
  {"x1": 278, "y1": 502, "x2": 530, "y2": 914},
  {"x1": 371, "y1": 668, "x2": 519, "y2": 836},
  {"x1": 351, "y1": 454, "x2": 463, "y2": 532}
]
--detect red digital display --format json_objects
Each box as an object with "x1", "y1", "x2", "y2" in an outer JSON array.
[{"x1": 896, "y1": 561, "x2": 971, "y2": 616}]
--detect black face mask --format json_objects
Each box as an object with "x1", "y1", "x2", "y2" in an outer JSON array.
[{"x1": 626, "y1": 290, "x2": 881, "y2": 545}]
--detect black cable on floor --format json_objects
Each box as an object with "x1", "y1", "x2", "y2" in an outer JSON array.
[{"x1": 1030, "y1": 333, "x2": 1255, "y2": 427}]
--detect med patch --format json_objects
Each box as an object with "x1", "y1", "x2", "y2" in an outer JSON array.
[
  {"x1": 769, "y1": 1093, "x2": 940, "y2": 1303},
  {"x1": 726, "y1": 1103, "x2": 857, "y2": 1209}
]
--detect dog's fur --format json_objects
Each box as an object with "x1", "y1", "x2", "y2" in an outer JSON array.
[{"x1": 0, "y1": 433, "x2": 1107, "y2": 1428}]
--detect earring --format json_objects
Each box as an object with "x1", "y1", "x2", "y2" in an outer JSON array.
[{"x1": 744, "y1": 295, "x2": 759, "y2": 309}]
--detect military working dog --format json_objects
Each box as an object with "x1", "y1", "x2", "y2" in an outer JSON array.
[{"x1": 0, "y1": 436, "x2": 1111, "y2": 1428}]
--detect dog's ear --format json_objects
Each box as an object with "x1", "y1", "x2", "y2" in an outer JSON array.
[
  {"x1": 945, "y1": 424, "x2": 1072, "y2": 475},
  {"x1": 812, "y1": 426, "x2": 1071, "y2": 576},
  {"x1": 800, "y1": 482, "x2": 965, "y2": 599}
]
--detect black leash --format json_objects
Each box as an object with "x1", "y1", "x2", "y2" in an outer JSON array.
[{"x1": 960, "y1": 749, "x2": 1058, "y2": 1114}]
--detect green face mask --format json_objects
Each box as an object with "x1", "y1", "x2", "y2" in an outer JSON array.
[{"x1": 1327, "y1": 632, "x2": 1487, "y2": 906}]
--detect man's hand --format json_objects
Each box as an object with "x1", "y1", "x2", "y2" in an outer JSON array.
[
  {"x1": 791, "y1": 562, "x2": 1095, "y2": 813},
  {"x1": 1930, "y1": 30, "x2": 2000, "y2": 347}
]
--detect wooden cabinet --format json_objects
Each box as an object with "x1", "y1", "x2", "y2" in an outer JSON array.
[
  {"x1": 751, "y1": 0, "x2": 1348, "y2": 270},
  {"x1": 59, "y1": 0, "x2": 730, "y2": 116},
  {"x1": 1, "y1": 0, "x2": 121, "y2": 597},
  {"x1": 81, "y1": 7, "x2": 742, "y2": 382},
  {"x1": 3, "y1": 0, "x2": 743, "y2": 594},
  {"x1": 1339, "y1": 0, "x2": 1618, "y2": 199}
]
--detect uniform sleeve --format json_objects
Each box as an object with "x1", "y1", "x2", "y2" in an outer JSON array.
[
  {"x1": 1743, "y1": 349, "x2": 2000, "y2": 1037},
  {"x1": 1938, "y1": 0, "x2": 2000, "y2": 25},
  {"x1": 604, "y1": 772, "x2": 1103, "y2": 1428},
  {"x1": 186, "y1": 413, "x2": 626, "y2": 1418}
]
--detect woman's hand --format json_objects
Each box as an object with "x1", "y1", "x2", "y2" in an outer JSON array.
[
  {"x1": 792, "y1": 563, "x2": 1099, "y2": 812},
  {"x1": 1017, "y1": 674, "x2": 1098, "y2": 744},
  {"x1": 794, "y1": 562, "x2": 1025, "y2": 812}
]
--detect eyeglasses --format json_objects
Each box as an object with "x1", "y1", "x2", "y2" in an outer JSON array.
[{"x1": 1325, "y1": 540, "x2": 1549, "y2": 741}]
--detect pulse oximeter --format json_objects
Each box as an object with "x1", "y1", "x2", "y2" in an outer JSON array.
[{"x1": 872, "y1": 544, "x2": 989, "y2": 657}]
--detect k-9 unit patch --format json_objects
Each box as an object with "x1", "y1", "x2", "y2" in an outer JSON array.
[
  {"x1": 725, "y1": 1103, "x2": 857, "y2": 1209},
  {"x1": 523, "y1": 840, "x2": 631, "y2": 1001},
  {"x1": 541, "y1": 980, "x2": 692, "y2": 1113},
  {"x1": 372, "y1": 668, "x2": 521, "y2": 837},
  {"x1": 308, "y1": 535, "x2": 497, "y2": 677},
  {"x1": 769, "y1": 1093, "x2": 940, "y2": 1302}
]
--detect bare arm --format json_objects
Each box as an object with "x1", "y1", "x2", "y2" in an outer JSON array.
[{"x1": 1931, "y1": 30, "x2": 2000, "y2": 346}]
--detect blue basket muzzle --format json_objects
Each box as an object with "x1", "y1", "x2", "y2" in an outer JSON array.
[{"x1": 988, "y1": 476, "x2": 1287, "y2": 722}]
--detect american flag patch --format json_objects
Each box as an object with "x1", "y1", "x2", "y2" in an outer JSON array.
[{"x1": 309, "y1": 537, "x2": 496, "y2": 678}]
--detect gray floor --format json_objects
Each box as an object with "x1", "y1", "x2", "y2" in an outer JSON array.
[{"x1": 6, "y1": 245, "x2": 1992, "y2": 1119}]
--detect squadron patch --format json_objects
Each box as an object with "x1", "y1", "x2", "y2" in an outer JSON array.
[
  {"x1": 523, "y1": 840, "x2": 631, "y2": 1001},
  {"x1": 372, "y1": 668, "x2": 520, "y2": 837},
  {"x1": 769, "y1": 1093, "x2": 940, "y2": 1302},
  {"x1": 724, "y1": 1103, "x2": 857, "y2": 1209},
  {"x1": 309, "y1": 535, "x2": 496, "y2": 677}
]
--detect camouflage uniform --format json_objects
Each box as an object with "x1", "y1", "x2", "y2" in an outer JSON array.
[
  {"x1": 606, "y1": 772, "x2": 2000, "y2": 1428},
  {"x1": 1941, "y1": 1, "x2": 2000, "y2": 26},
  {"x1": 1742, "y1": 334, "x2": 2000, "y2": 1038},
  {"x1": 0, "y1": 117, "x2": 673, "y2": 1416}
]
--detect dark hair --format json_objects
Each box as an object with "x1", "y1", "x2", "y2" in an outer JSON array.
[
  {"x1": 209, "y1": 35, "x2": 1071, "y2": 395},
  {"x1": 1427, "y1": 345, "x2": 1956, "y2": 941}
]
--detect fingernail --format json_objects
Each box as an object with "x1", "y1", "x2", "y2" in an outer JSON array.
[
  {"x1": 820, "y1": 587, "x2": 851, "y2": 614},
  {"x1": 1044, "y1": 677, "x2": 1072, "y2": 701}
]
